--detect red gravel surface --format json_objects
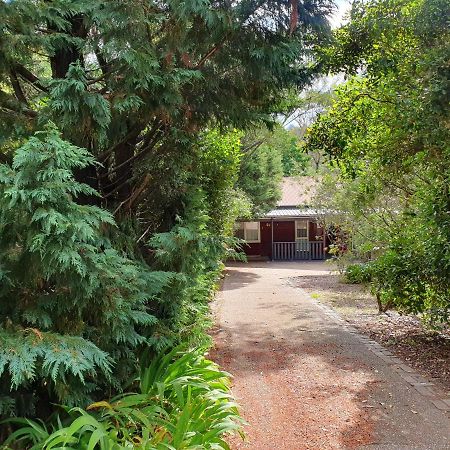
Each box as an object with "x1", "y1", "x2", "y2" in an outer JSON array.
[
  {"x1": 213, "y1": 337, "x2": 377, "y2": 449},
  {"x1": 212, "y1": 262, "x2": 450, "y2": 450}
]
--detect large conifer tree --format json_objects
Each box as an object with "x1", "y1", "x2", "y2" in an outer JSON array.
[{"x1": 0, "y1": 0, "x2": 332, "y2": 216}]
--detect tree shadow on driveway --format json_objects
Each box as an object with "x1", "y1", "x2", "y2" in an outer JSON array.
[
  {"x1": 211, "y1": 318, "x2": 380, "y2": 449},
  {"x1": 221, "y1": 268, "x2": 261, "y2": 291}
]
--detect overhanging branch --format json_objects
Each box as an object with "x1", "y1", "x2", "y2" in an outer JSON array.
[{"x1": 13, "y1": 64, "x2": 48, "y2": 93}]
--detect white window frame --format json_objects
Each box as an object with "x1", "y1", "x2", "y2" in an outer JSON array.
[
  {"x1": 239, "y1": 221, "x2": 261, "y2": 243},
  {"x1": 295, "y1": 220, "x2": 309, "y2": 241}
]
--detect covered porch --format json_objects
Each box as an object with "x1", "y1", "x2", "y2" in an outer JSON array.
[{"x1": 235, "y1": 216, "x2": 327, "y2": 261}]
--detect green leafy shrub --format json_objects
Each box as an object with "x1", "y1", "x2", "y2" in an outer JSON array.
[
  {"x1": 197, "y1": 130, "x2": 244, "y2": 236},
  {"x1": 306, "y1": 0, "x2": 449, "y2": 323},
  {"x1": 369, "y1": 241, "x2": 449, "y2": 322},
  {"x1": 344, "y1": 263, "x2": 372, "y2": 284},
  {"x1": 2, "y1": 346, "x2": 243, "y2": 449}
]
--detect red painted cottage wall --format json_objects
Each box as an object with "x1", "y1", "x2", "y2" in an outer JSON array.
[
  {"x1": 243, "y1": 220, "x2": 273, "y2": 258},
  {"x1": 243, "y1": 220, "x2": 297, "y2": 258},
  {"x1": 309, "y1": 221, "x2": 324, "y2": 241},
  {"x1": 243, "y1": 220, "x2": 328, "y2": 259},
  {"x1": 273, "y1": 221, "x2": 295, "y2": 242}
]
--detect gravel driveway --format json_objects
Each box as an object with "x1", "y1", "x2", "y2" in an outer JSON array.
[{"x1": 212, "y1": 261, "x2": 450, "y2": 450}]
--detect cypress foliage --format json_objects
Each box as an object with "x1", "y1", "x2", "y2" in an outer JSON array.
[
  {"x1": 0, "y1": 0, "x2": 332, "y2": 216},
  {"x1": 0, "y1": 124, "x2": 171, "y2": 416},
  {"x1": 148, "y1": 130, "x2": 244, "y2": 348}
]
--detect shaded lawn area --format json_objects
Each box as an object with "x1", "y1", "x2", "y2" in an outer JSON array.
[{"x1": 292, "y1": 273, "x2": 450, "y2": 394}]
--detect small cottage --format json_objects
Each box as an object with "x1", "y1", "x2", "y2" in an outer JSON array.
[{"x1": 235, "y1": 177, "x2": 328, "y2": 261}]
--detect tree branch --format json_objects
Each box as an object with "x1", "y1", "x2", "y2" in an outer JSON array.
[
  {"x1": 94, "y1": 47, "x2": 111, "y2": 76},
  {"x1": 195, "y1": 46, "x2": 221, "y2": 69},
  {"x1": 103, "y1": 174, "x2": 139, "y2": 199},
  {"x1": 13, "y1": 64, "x2": 48, "y2": 93},
  {"x1": 0, "y1": 90, "x2": 37, "y2": 118},
  {"x1": 125, "y1": 174, "x2": 151, "y2": 211},
  {"x1": 97, "y1": 125, "x2": 144, "y2": 162},
  {"x1": 86, "y1": 65, "x2": 122, "y2": 85},
  {"x1": 240, "y1": 139, "x2": 264, "y2": 161},
  {"x1": 9, "y1": 71, "x2": 29, "y2": 105},
  {"x1": 353, "y1": 92, "x2": 395, "y2": 105},
  {"x1": 100, "y1": 131, "x2": 162, "y2": 180},
  {"x1": 194, "y1": 36, "x2": 229, "y2": 69}
]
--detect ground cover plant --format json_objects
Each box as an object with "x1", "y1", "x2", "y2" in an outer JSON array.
[{"x1": 1, "y1": 346, "x2": 242, "y2": 449}]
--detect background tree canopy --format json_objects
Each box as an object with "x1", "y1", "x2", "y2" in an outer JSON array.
[
  {"x1": 306, "y1": 0, "x2": 449, "y2": 323},
  {"x1": 237, "y1": 124, "x2": 310, "y2": 216}
]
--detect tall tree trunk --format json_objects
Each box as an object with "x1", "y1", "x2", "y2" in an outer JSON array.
[
  {"x1": 114, "y1": 139, "x2": 136, "y2": 204},
  {"x1": 49, "y1": 15, "x2": 86, "y2": 78}
]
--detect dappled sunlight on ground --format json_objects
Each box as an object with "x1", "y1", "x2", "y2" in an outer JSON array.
[{"x1": 213, "y1": 330, "x2": 377, "y2": 449}]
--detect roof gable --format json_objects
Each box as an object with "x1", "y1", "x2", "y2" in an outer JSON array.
[{"x1": 277, "y1": 176, "x2": 319, "y2": 207}]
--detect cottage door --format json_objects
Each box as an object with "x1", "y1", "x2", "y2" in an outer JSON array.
[{"x1": 295, "y1": 220, "x2": 309, "y2": 257}]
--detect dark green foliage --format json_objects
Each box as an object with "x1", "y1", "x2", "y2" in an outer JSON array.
[
  {"x1": 196, "y1": 130, "x2": 244, "y2": 235},
  {"x1": 2, "y1": 346, "x2": 242, "y2": 449},
  {"x1": 142, "y1": 130, "x2": 246, "y2": 351},
  {"x1": 247, "y1": 125, "x2": 309, "y2": 178},
  {"x1": 280, "y1": 140, "x2": 310, "y2": 177},
  {"x1": 344, "y1": 263, "x2": 372, "y2": 285},
  {"x1": 0, "y1": 0, "x2": 335, "y2": 439},
  {"x1": 238, "y1": 143, "x2": 283, "y2": 216},
  {"x1": 0, "y1": 0, "x2": 332, "y2": 213},
  {"x1": 237, "y1": 124, "x2": 314, "y2": 216},
  {"x1": 0, "y1": 122, "x2": 247, "y2": 436},
  {"x1": 0, "y1": 125, "x2": 171, "y2": 416},
  {"x1": 368, "y1": 208, "x2": 449, "y2": 322},
  {"x1": 149, "y1": 188, "x2": 242, "y2": 349}
]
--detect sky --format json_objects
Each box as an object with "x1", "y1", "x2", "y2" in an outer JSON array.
[{"x1": 329, "y1": 0, "x2": 352, "y2": 28}]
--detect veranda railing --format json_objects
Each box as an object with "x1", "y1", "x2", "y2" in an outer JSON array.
[{"x1": 272, "y1": 241, "x2": 324, "y2": 261}]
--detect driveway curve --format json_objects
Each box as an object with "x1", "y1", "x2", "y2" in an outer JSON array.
[{"x1": 212, "y1": 262, "x2": 450, "y2": 450}]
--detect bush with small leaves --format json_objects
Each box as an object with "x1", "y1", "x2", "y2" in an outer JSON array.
[{"x1": 344, "y1": 263, "x2": 372, "y2": 284}]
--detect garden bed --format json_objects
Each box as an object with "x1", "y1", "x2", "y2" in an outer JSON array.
[{"x1": 292, "y1": 273, "x2": 450, "y2": 394}]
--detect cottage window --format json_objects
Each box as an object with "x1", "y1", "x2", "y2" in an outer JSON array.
[
  {"x1": 295, "y1": 220, "x2": 308, "y2": 239},
  {"x1": 244, "y1": 222, "x2": 260, "y2": 242},
  {"x1": 235, "y1": 221, "x2": 261, "y2": 243}
]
